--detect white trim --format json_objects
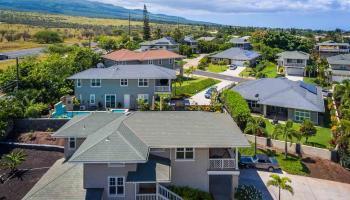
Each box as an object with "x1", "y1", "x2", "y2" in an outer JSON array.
[
  {"x1": 207, "y1": 171, "x2": 240, "y2": 175},
  {"x1": 138, "y1": 79, "x2": 149, "y2": 87},
  {"x1": 89, "y1": 94, "x2": 96, "y2": 105},
  {"x1": 76, "y1": 79, "x2": 82, "y2": 88},
  {"x1": 108, "y1": 163, "x2": 125, "y2": 168},
  {"x1": 175, "y1": 147, "x2": 195, "y2": 161},
  {"x1": 120, "y1": 79, "x2": 128, "y2": 87},
  {"x1": 105, "y1": 94, "x2": 117, "y2": 108},
  {"x1": 90, "y1": 79, "x2": 101, "y2": 88},
  {"x1": 68, "y1": 137, "x2": 76, "y2": 150},
  {"x1": 108, "y1": 176, "x2": 125, "y2": 197}
]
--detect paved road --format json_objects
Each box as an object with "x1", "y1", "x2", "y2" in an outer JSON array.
[
  {"x1": 240, "y1": 169, "x2": 350, "y2": 200},
  {"x1": 1, "y1": 47, "x2": 44, "y2": 59},
  {"x1": 193, "y1": 70, "x2": 249, "y2": 83}
]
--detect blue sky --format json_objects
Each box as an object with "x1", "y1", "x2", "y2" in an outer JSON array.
[{"x1": 95, "y1": 0, "x2": 350, "y2": 30}]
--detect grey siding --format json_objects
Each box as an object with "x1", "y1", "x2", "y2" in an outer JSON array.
[
  {"x1": 75, "y1": 79, "x2": 161, "y2": 109},
  {"x1": 64, "y1": 138, "x2": 85, "y2": 159},
  {"x1": 170, "y1": 148, "x2": 210, "y2": 192},
  {"x1": 104, "y1": 58, "x2": 177, "y2": 69},
  {"x1": 84, "y1": 163, "x2": 137, "y2": 200}
]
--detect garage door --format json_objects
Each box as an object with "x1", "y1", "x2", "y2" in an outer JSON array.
[
  {"x1": 286, "y1": 67, "x2": 304, "y2": 76},
  {"x1": 231, "y1": 60, "x2": 245, "y2": 66}
]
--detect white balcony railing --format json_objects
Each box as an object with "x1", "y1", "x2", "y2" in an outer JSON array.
[
  {"x1": 155, "y1": 86, "x2": 171, "y2": 92},
  {"x1": 209, "y1": 158, "x2": 236, "y2": 170},
  {"x1": 284, "y1": 63, "x2": 305, "y2": 67},
  {"x1": 136, "y1": 194, "x2": 157, "y2": 200}
]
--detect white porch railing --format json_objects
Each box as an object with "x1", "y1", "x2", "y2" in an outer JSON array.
[
  {"x1": 209, "y1": 158, "x2": 236, "y2": 170},
  {"x1": 136, "y1": 194, "x2": 157, "y2": 200},
  {"x1": 157, "y1": 184, "x2": 183, "y2": 200},
  {"x1": 155, "y1": 86, "x2": 171, "y2": 92}
]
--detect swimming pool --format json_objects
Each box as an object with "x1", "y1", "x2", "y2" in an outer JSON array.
[{"x1": 52, "y1": 109, "x2": 129, "y2": 119}]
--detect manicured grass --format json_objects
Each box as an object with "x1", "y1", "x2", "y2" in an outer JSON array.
[
  {"x1": 264, "y1": 119, "x2": 332, "y2": 149},
  {"x1": 239, "y1": 62, "x2": 277, "y2": 78},
  {"x1": 172, "y1": 77, "x2": 220, "y2": 97},
  {"x1": 303, "y1": 77, "x2": 318, "y2": 85},
  {"x1": 0, "y1": 59, "x2": 16, "y2": 71},
  {"x1": 239, "y1": 144, "x2": 310, "y2": 176},
  {"x1": 206, "y1": 64, "x2": 228, "y2": 73}
]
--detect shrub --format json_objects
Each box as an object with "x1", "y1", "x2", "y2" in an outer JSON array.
[
  {"x1": 169, "y1": 186, "x2": 213, "y2": 200},
  {"x1": 34, "y1": 30, "x2": 63, "y2": 44},
  {"x1": 173, "y1": 78, "x2": 219, "y2": 97},
  {"x1": 234, "y1": 185, "x2": 263, "y2": 200},
  {"x1": 24, "y1": 103, "x2": 47, "y2": 118},
  {"x1": 220, "y1": 90, "x2": 251, "y2": 129}
]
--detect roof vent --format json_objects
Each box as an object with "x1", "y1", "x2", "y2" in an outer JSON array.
[{"x1": 105, "y1": 137, "x2": 110, "y2": 142}]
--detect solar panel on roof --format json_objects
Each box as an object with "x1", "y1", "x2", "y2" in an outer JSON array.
[{"x1": 300, "y1": 82, "x2": 317, "y2": 94}]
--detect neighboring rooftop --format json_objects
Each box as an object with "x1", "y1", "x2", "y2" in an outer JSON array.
[
  {"x1": 54, "y1": 111, "x2": 249, "y2": 163},
  {"x1": 327, "y1": 54, "x2": 350, "y2": 65},
  {"x1": 67, "y1": 64, "x2": 177, "y2": 80},
  {"x1": 229, "y1": 37, "x2": 250, "y2": 44},
  {"x1": 183, "y1": 35, "x2": 197, "y2": 43},
  {"x1": 316, "y1": 40, "x2": 350, "y2": 46},
  {"x1": 102, "y1": 49, "x2": 184, "y2": 62},
  {"x1": 140, "y1": 37, "x2": 178, "y2": 46},
  {"x1": 233, "y1": 78, "x2": 325, "y2": 113},
  {"x1": 197, "y1": 36, "x2": 215, "y2": 41},
  {"x1": 277, "y1": 51, "x2": 310, "y2": 60},
  {"x1": 22, "y1": 159, "x2": 103, "y2": 200},
  {"x1": 210, "y1": 47, "x2": 260, "y2": 60}
]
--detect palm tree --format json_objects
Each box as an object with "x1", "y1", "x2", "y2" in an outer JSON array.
[
  {"x1": 273, "y1": 120, "x2": 300, "y2": 159},
  {"x1": 244, "y1": 117, "x2": 266, "y2": 155},
  {"x1": 267, "y1": 174, "x2": 294, "y2": 200},
  {"x1": 1, "y1": 150, "x2": 26, "y2": 173}
]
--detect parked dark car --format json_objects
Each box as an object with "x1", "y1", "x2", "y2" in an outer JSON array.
[
  {"x1": 0, "y1": 54, "x2": 9, "y2": 60},
  {"x1": 229, "y1": 64, "x2": 238, "y2": 70},
  {"x1": 239, "y1": 154, "x2": 280, "y2": 171},
  {"x1": 204, "y1": 86, "x2": 218, "y2": 99}
]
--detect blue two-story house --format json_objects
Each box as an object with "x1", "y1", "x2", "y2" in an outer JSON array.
[{"x1": 68, "y1": 64, "x2": 176, "y2": 110}]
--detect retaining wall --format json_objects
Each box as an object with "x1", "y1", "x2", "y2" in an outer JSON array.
[{"x1": 13, "y1": 118, "x2": 69, "y2": 133}]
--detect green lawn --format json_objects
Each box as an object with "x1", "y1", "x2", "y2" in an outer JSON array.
[
  {"x1": 172, "y1": 77, "x2": 220, "y2": 98},
  {"x1": 239, "y1": 144, "x2": 310, "y2": 176},
  {"x1": 239, "y1": 62, "x2": 277, "y2": 78},
  {"x1": 264, "y1": 119, "x2": 332, "y2": 149},
  {"x1": 303, "y1": 77, "x2": 318, "y2": 85},
  {"x1": 206, "y1": 64, "x2": 228, "y2": 73},
  {"x1": 0, "y1": 59, "x2": 16, "y2": 71}
]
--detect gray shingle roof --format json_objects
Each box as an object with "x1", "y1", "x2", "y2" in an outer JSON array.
[
  {"x1": 183, "y1": 35, "x2": 197, "y2": 43},
  {"x1": 210, "y1": 47, "x2": 260, "y2": 61},
  {"x1": 229, "y1": 37, "x2": 250, "y2": 44},
  {"x1": 233, "y1": 78, "x2": 325, "y2": 112},
  {"x1": 327, "y1": 54, "x2": 350, "y2": 65},
  {"x1": 277, "y1": 51, "x2": 310, "y2": 60},
  {"x1": 316, "y1": 41, "x2": 350, "y2": 46},
  {"x1": 197, "y1": 37, "x2": 215, "y2": 41},
  {"x1": 141, "y1": 37, "x2": 178, "y2": 46},
  {"x1": 22, "y1": 159, "x2": 103, "y2": 200},
  {"x1": 67, "y1": 64, "x2": 177, "y2": 80}
]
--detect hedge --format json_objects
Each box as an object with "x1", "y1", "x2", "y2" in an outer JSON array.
[
  {"x1": 220, "y1": 90, "x2": 251, "y2": 128},
  {"x1": 173, "y1": 78, "x2": 220, "y2": 98},
  {"x1": 168, "y1": 186, "x2": 213, "y2": 200}
]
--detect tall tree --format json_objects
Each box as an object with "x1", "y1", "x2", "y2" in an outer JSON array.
[
  {"x1": 244, "y1": 117, "x2": 266, "y2": 156},
  {"x1": 273, "y1": 120, "x2": 300, "y2": 159},
  {"x1": 143, "y1": 4, "x2": 151, "y2": 40},
  {"x1": 267, "y1": 174, "x2": 294, "y2": 200}
]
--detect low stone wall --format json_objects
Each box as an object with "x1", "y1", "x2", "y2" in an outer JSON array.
[
  {"x1": 13, "y1": 118, "x2": 69, "y2": 133},
  {"x1": 244, "y1": 134, "x2": 334, "y2": 161}
]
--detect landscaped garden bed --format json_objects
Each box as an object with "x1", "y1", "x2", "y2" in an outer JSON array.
[
  {"x1": 0, "y1": 146, "x2": 64, "y2": 200},
  {"x1": 172, "y1": 77, "x2": 220, "y2": 98},
  {"x1": 239, "y1": 61, "x2": 277, "y2": 78}
]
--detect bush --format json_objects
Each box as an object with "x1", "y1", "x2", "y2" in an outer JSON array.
[
  {"x1": 169, "y1": 186, "x2": 213, "y2": 200},
  {"x1": 34, "y1": 30, "x2": 63, "y2": 44},
  {"x1": 220, "y1": 90, "x2": 251, "y2": 129},
  {"x1": 173, "y1": 78, "x2": 219, "y2": 97},
  {"x1": 24, "y1": 103, "x2": 47, "y2": 118},
  {"x1": 234, "y1": 185, "x2": 263, "y2": 200}
]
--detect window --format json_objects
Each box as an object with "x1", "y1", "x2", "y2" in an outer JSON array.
[
  {"x1": 148, "y1": 60, "x2": 154, "y2": 64},
  {"x1": 176, "y1": 148, "x2": 194, "y2": 160},
  {"x1": 138, "y1": 79, "x2": 149, "y2": 87},
  {"x1": 105, "y1": 94, "x2": 116, "y2": 108},
  {"x1": 91, "y1": 79, "x2": 101, "y2": 87},
  {"x1": 68, "y1": 137, "x2": 76, "y2": 149},
  {"x1": 169, "y1": 59, "x2": 173, "y2": 64},
  {"x1": 120, "y1": 79, "x2": 128, "y2": 86},
  {"x1": 77, "y1": 79, "x2": 82, "y2": 87},
  {"x1": 247, "y1": 100, "x2": 259, "y2": 108},
  {"x1": 89, "y1": 94, "x2": 96, "y2": 105},
  {"x1": 295, "y1": 109, "x2": 311, "y2": 122},
  {"x1": 137, "y1": 94, "x2": 149, "y2": 104},
  {"x1": 108, "y1": 177, "x2": 124, "y2": 197}
]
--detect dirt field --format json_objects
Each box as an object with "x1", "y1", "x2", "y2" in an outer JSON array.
[
  {"x1": 302, "y1": 157, "x2": 350, "y2": 184},
  {"x1": 7, "y1": 131, "x2": 65, "y2": 146},
  {"x1": 0, "y1": 146, "x2": 63, "y2": 200}
]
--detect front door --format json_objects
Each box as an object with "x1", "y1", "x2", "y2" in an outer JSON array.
[
  {"x1": 105, "y1": 94, "x2": 116, "y2": 108},
  {"x1": 124, "y1": 94, "x2": 130, "y2": 109}
]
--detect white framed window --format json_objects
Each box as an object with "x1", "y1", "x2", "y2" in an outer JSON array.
[
  {"x1": 120, "y1": 79, "x2": 128, "y2": 86},
  {"x1": 247, "y1": 100, "x2": 259, "y2": 108},
  {"x1": 89, "y1": 94, "x2": 96, "y2": 105},
  {"x1": 175, "y1": 148, "x2": 194, "y2": 161},
  {"x1": 77, "y1": 79, "x2": 82, "y2": 88},
  {"x1": 68, "y1": 137, "x2": 76, "y2": 149},
  {"x1": 138, "y1": 79, "x2": 149, "y2": 87},
  {"x1": 148, "y1": 60, "x2": 154, "y2": 64},
  {"x1": 90, "y1": 79, "x2": 101, "y2": 87},
  {"x1": 137, "y1": 94, "x2": 149, "y2": 104},
  {"x1": 108, "y1": 176, "x2": 125, "y2": 197},
  {"x1": 295, "y1": 109, "x2": 311, "y2": 122},
  {"x1": 169, "y1": 59, "x2": 173, "y2": 64}
]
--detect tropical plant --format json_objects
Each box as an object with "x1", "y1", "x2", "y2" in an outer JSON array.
[
  {"x1": 267, "y1": 174, "x2": 294, "y2": 200},
  {"x1": 234, "y1": 185, "x2": 263, "y2": 200},
  {"x1": 273, "y1": 120, "x2": 300, "y2": 159},
  {"x1": 244, "y1": 117, "x2": 266, "y2": 155},
  {"x1": 1, "y1": 150, "x2": 26, "y2": 173},
  {"x1": 299, "y1": 119, "x2": 317, "y2": 143},
  {"x1": 137, "y1": 99, "x2": 150, "y2": 111},
  {"x1": 168, "y1": 186, "x2": 213, "y2": 200}
]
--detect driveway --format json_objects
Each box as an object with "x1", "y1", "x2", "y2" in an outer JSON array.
[
  {"x1": 220, "y1": 66, "x2": 246, "y2": 77},
  {"x1": 286, "y1": 75, "x2": 303, "y2": 81},
  {"x1": 183, "y1": 54, "x2": 208, "y2": 69},
  {"x1": 239, "y1": 169, "x2": 350, "y2": 200},
  {"x1": 1, "y1": 47, "x2": 44, "y2": 59},
  {"x1": 188, "y1": 80, "x2": 233, "y2": 105},
  {"x1": 193, "y1": 70, "x2": 249, "y2": 83}
]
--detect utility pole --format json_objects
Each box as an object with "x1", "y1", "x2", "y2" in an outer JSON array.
[
  {"x1": 15, "y1": 57, "x2": 19, "y2": 91},
  {"x1": 128, "y1": 11, "x2": 131, "y2": 45}
]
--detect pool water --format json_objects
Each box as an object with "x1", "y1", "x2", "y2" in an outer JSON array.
[{"x1": 52, "y1": 109, "x2": 128, "y2": 119}]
